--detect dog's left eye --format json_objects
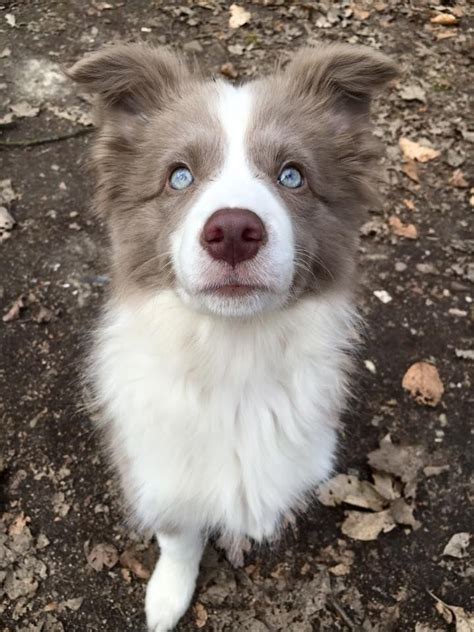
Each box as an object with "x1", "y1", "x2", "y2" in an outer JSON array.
[
  {"x1": 169, "y1": 167, "x2": 194, "y2": 190},
  {"x1": 278, "y1": 166, "x2": 303, "y2": 189}
]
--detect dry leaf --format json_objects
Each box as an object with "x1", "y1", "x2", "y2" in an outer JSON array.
[
  {"x1": 351, "y1": 4, "x2": 371, "y2": 20},
  {"x1": 400, "y1": 85, "x2": 426, "y2": 103},
  {"x1": 62, "y1": 597, "x2": 83, "y2": 611},
  {"x1": 402, "y1": 362, "x2": 444, "y2": 407},
  {"x1": 450, "y1": 169, "x2": 469, "y2": 188},
  {"x1": 32, "y1": 305, "x2": 54, "y2": 324},
  {"x1": 389, "y1": 216, "x2": 418, "y2": 239},
  {"x1": 0, "y1": 179, "x2": 20, "y2": 204},
  {"x1": 430, "y1": 593, "x2": 474, "y2": 632},
  {"x1": 0, "y1": 206, "x2": 15, "y2": 239},
  {"x1": 119, "y1": 547, "x2": 151, "y2": 579},
  {"x1": 329, "y1": 562, "x2": 352, "y2": 576},
  {"x1": 341, "y1": 509, "x2": 396, "y2": 541},
  {"x1": 367, "y1": 435, "x2": 425, "y2": 486},
  {"x1": 436, "y1": 29, "x2": 458, "y2": 40},
  {"x1": 317, "y1": 474, "x2": 386, "y2": 511},
  {"x1": 403, "y1": 199, "x2": 416, "y2": 211},
  {"x1": 423, "y1": 464, "x2": 449, "y2": 477},
  {"x1": 0, "y1": 112, "x2": 15, "y2": 126},
  {"x1": 220, "y1": 62, "x2": 239, "y2": 79},
  {"x1": 389, "y1": 498, "x2": 421, "y2": 530},
  {"x1": 47, "y1": 104, "x2": 93, "y2": 127},
  {"x1": 455, "y1": 349, "x2": 474, "y2": 361},
  {"x1": 3, "y1": 294, "x2": 27, "y2": 322},
  {"x1": 399, "y1": 137, "x2": 440, "y2": 163},
  {"x1": 430, "y1": 13, "x2": 458, "y2": 26},
  {"x1": 229, "y1": 4, "x2": 251, "y2": 28},
  {"x1": 442, "y1": 532, "x2": 471, "y2": 559},
  {"x1": 402, "y1": 159, "x2": 420, "y2": 182},
  {"x1": 93, "y1": 0, "x2": 113, "y2": 9},
  {"x1": 372, "y1": 471, "x2": 399, "y2": 501},
  {"x1": 10, "y1": 102, "x2": 40, "y2": 118},
  {"x1": 194, "y1": 602, "x2": 208, "y2": 628},
  {"x1": 8, "y1": 513, "x2": 30, "y2": 536},
  {"x1": 86, "y1": 542, "x2": 119, "y2": 572}
]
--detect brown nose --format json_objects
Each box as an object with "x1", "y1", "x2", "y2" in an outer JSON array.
[{"x1": 201, "y1": 209, "x2": 266, "y2": 266}]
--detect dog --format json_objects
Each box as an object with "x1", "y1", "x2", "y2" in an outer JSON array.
[{"x1": 68, "y1": 42, "x2": 396, "y2": 631}]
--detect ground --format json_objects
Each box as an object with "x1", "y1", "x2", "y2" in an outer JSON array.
[{"x1": 0, "y1": 1, "x2": 472, "y2": 631}]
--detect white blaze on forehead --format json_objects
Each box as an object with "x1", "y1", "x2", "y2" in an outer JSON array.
[
  {"x1": 216, "y1": 82, "x2": 254, "y2": 200},
  {"x1": 170, "y1": 80, "x2": 295, "y2": 316}
]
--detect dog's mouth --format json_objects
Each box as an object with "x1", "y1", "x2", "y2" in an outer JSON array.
[{"x1": 202, "y1": 284, "x2": 266, "y2": 297}]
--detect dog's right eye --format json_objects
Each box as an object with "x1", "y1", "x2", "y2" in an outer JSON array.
[{"x1": 169, "y1": 167, "x2": 194, "y2": 190}]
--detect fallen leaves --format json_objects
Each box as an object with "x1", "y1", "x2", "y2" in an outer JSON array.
[
  {"x1": 389, "y1": 216, "x2": 418, "y2": 239},
  {"x1": 0, "y1": 206, "x2": 16, "y2": 242},
  {"x1": 455, "y1": 349, "x2": 474, "y2": 361},
  {"x1": 220, "y1": 62, "x2": 239, "y2": 79},
  {"x1": 399, "y1": 85, "x2": 426, "y2": 103},
  {"x1": 85, "y1": 542, "x2": 119, "y2": 572},
  {"x1": 399, "y1": 137, "x2": 441, "y2": 163},
  {"x1": 9, "y1": 101, "x2": 40, "y2": 118},
  {"x1": 194, "y1": 602, "x2": 209, "y2": 628},
  {"x1": 430, "y1": 592, "x2": 474, "y2": 631},
  {"x1": 8, "y1": 513, "x2": 31, "y2": 536},
  {"x1": 341, "y1": 509, "x2": 396, "y2": 541},
  {"x1": 2, "y1": 294, "x2": 27, "y2": 322},
  {"x1": 442, "y1": 533, "x2": 471, "y2": 559},
  {"x1": 350, "y1": 4, "x2": 371, "y2": 21},
  {"x1": 0, "y1": 179, "x2": 20, "y2": 205},
  {"x1": 2, "y1": 292, "x2": 57, "y2": 324},
  {"x1": 46, "y1": 104, "x2": 93, "y2": 127},
  {"x1": 119, "y1": 547, "x2": 151, "y2": 580},
  {"x1": 317, "y1": 435, "x2": 423, "y2": 541},
  {"x1": 367, "y1": 435, "x2": 425, "y2": 490},
  {"x1": 402, "y1": 362, "x2": 444, "y2": 407},
  {"x1": 318, "y1": 540, "x2": 355, "y2": 576},
  {"x1": 5, "y1": 13, "x2": 16, "y2": 27},
  {"x1": 450, "y1": 169, "x2": 469, "y2": 188},
  {"x1": 1, "y1": 512, "x2": 48, "y2": 603},
  {"x1": 402, "y1": 160, "x2": 420, "y2": 183},
  {"x1": 430, "y1": 13, "x2": 458, "y2": 26},
  {"x1": 229, "y1": 4, "x2": 251, "y2": 29},
  {"x1": 317, "y1": 474, "x2": 385, "y2": 511}
]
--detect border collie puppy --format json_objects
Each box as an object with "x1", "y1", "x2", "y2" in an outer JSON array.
[{"x1": 69, "y1": 43, "x2": 396, "y2": 631}]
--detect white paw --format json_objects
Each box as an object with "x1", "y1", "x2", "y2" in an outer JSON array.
[{"x1": 145, "y1": 556, "x2": 198, "y2": 632}]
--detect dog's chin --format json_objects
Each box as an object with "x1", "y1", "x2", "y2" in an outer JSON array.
[{"x1": 176, "y1": 285, "x2": 289, "y2": 318}]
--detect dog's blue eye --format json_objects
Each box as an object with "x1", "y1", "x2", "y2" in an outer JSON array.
[
  {"x1": 278, "y1": 166, "x2": 303, "y2": 189},
  {"x1": 169, "y1": 167, "x2": 194, "y2": 190}
]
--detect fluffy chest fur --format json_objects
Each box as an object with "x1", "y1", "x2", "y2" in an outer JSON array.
[{"x1": 93, "y1": 290, "x2": 356, "y2": 541}]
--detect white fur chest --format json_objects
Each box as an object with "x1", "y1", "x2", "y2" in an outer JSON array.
[{"x1": 92, "y1": 290, "x2": 356, "y2": 541}]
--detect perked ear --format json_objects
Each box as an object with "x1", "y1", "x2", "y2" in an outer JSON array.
[
  {"x1": 67, "y1": 43, "x2": 191, "y2": 117},
  {"x1": 284, "y1": 43, "x2": 398, "y2": 125}
]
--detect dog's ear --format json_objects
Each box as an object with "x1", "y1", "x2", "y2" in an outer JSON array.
[
  {"x1": 284, "y1": 44, "x2": 397, "y2": 129},
  {"x1": 67, "y1": 44, "x2": 191, "y2": 120}
]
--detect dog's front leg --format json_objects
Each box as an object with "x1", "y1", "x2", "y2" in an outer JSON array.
[{"x1": 145, "y1": 529, "x2": 205, "y2": 632}]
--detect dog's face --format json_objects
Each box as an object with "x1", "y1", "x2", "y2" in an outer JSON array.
[{"x1": 69, "y1": 44, "x2": 396, "y2": 316}]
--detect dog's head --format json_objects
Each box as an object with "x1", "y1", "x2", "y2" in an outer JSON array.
[{"x1": 69, "y1": 43, "x2": 396, "y2": 317}]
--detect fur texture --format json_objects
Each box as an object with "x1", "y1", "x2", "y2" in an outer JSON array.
[{"x1": 69, "y1": 42, "x2": 396, "y2": 631}]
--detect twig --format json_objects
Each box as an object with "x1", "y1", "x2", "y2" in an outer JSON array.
[
  {"x1": 328, "y1": 596, "x2": 361, "y2": 631},
  {"x1": 0, "y1": 127, "x2": 93, "y2": 148}
]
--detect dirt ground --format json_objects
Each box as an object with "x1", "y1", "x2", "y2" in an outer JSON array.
[{"x1": 1, "y1": 1, "x2": 473, "y2": 631}]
